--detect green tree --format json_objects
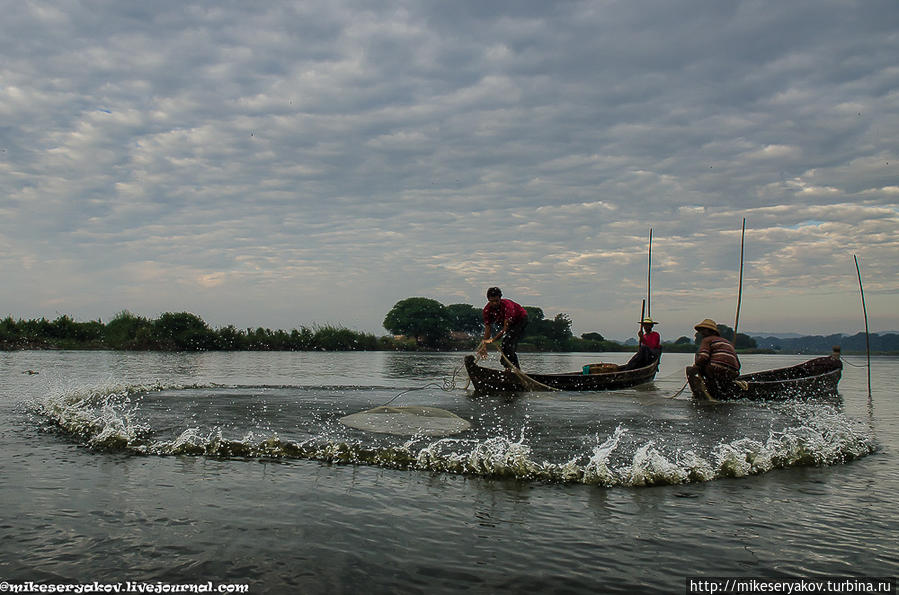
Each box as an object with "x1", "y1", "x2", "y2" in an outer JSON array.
[
  {"x1": 247, "y1": 327, "x2": 274, "y2": 350},
  {"x1": 734, "y1": 333, "x2": 757, "y2": 349},
  {"x1": 694, "y1": 323, "x2": 757, "y2": 349},
  {"x1": 105, "y1": 311, "x2": 151, "y2": 349},
  {"x1": 523, "y1": 306, "x2": 545, "y2": 322},
  {"x1": 290, "y1": 327, "x2": 315, "y2": 350},
  {"x1": 0, "y1": 317, "x2": 21, "y2": 348},
  {"x1": 383, "y1": 297, "x2": 451, "y2": 347},
  {"x1": 217, "y1": 325, "x2": 247, "y2": 350},
  {"x1": 445, "y1": 303, "x2": 482, "y2": 335},
  {"x1": 522, "y1": 307, "x2": 548, "y2": 338},
  {"x1": 312, "y1": 324, "x2": 377, "y2": 350},
  {"x1": 154, "y1": 312, "x2": 217, "y2": 351},
  {"x1": 548, "y1": 313, "x2": 573, "y2": 344},
  {"x1": 521, "y1": 308, "x2": 573, "y2": 350}
]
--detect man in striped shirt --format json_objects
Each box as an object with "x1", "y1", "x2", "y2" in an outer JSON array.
[{"x1": 688, "y1": 318, "x2": 741, "y2": 391}]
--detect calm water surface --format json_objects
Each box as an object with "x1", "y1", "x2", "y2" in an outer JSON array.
[{"x1": 1, "y1": 350, "x2": 896, "y2": 593}]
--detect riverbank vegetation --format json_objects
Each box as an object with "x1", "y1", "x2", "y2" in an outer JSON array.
[
  {"x1": 2, "y1": 303, "x2": 893, "y2": 354},
  {"x1": 0, "y1": 312, "x2": 388, "y2": 352}
]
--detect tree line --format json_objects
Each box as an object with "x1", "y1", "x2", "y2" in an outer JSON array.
[
  {"x1": 2, "y1": 303, "x2": 631, "y2": 352},
  {"x1": 0, "y1": 312, "x2": 386, "y2": 351},
  {"x1": 8, "y1": 298, "x2": 882, "y2": 354}
]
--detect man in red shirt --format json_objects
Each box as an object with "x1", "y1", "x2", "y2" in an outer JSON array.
[
  {"x1": 479, "y1": 287, "x2": 528, "y2": 369},
  {"x1": 623, "y1": 317, "x2": 662, "y2": 369}
]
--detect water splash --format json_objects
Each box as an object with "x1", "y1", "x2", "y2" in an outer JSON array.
[{"x1": 30, "y1": 382, "x2": 878, "y2": 487}]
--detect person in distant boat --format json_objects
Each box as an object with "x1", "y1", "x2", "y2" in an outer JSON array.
[
  {"x1": 687, "y1": 318, "x2": 741, "y2": 390},
  {"x1": 623, "y1": 317, "x2": 662, "y2": 370},
  {"x1": 478, "y1": 287, "x2": 528, "y2": 369}
]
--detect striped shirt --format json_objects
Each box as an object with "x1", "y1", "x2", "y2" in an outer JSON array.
[{"x1": 695, "y1": 335, "x2": 740, "y2": 371}]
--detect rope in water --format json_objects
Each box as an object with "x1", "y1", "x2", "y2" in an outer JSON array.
[
  {"x1": 377, "y1": 350, "x2": 476, "y2": 407},
  {"x1": 379, "y1": 382, "x2": 449, "y2": 407},
  {"x1": 839, "y1": 357, "x2": 870, "y2": 368},
  {"x1": 665, "y1": 380, "x2": 690, "y2": 399}
]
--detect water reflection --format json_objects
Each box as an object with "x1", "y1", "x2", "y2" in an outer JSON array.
[{"x1": 383, "y1": 352, "x2": 467, "y2": 381}]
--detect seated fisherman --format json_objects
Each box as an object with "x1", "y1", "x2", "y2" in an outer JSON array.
[{"x1": 623, "y1": 317, "x2": 662, "y2": 370}]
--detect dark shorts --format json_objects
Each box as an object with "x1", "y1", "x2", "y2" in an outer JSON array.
[{"x1": 501, "y1": 318, "x2": 527, "y2": 368}]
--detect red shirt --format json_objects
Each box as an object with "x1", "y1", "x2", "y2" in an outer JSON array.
[
  {"x1": 640, "y1": 331, "x2": 661, "y2": 349},
  {"x1": 483, "y1": 299, "x2": 527, "y2": 326}
]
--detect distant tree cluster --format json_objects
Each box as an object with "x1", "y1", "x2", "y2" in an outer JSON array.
[
  {"x1": 383, "y1": 298, "x2": 578, "y2": 351},
  {"x1": 0, "y1": 312, "x2": 384, "y2": 351},
  {"x1": 703, "y1": 323, "x2": 758, "y2": 349}
]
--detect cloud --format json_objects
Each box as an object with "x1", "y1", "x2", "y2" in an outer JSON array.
[{"x1": 1, "y1": 0, "x2": 897, "y2": 338}]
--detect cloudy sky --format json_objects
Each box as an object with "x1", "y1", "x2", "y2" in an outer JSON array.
[{"x1": 2, "y1": 0, "x2": 897, "y2": 340}]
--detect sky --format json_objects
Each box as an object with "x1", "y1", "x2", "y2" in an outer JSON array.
[{"x1": 1, "y1": 0, "x2": 897, "y2": 341}]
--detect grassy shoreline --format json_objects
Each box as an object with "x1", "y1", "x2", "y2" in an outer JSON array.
[{"x1": 2, "y1": 313, "x2": 892, "y2": 355}]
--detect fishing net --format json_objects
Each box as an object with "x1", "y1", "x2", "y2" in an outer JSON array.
[{"x1": 339, "y1": 406, "x2": 472, "y2": 436}]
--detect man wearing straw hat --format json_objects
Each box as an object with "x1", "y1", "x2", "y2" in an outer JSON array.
[
  {"x1": 623, "y1": 317, "x2": 662, "y2": 370},
  {"x1": 687, "y1": 318, "x2": 741, "y2": 391}
]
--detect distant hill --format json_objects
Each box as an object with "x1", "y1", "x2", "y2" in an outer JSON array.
[
  {"x1": 750, "y1": 332, "x2": 899, "y2": 354},
  {"x1": 744, "y1": 331, "x2": 809, "y2": 339}
]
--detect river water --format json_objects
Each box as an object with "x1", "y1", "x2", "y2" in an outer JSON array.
[{"x1": 1, "y1": 350, "x2": 896, "y2": 593}]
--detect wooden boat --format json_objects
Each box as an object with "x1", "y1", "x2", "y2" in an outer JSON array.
[
  {"x1": 463, "y1": 355, "x2": 659, "y2": 394},
  {"x1": 687, "y1": 350, "x2": 843, "y2": 402}
]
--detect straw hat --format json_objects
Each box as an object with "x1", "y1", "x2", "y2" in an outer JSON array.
[
  {"x1": 639, "y1": 317, "x2": 658, "y2": 325},
  {"x1": 694, "y1": 319, "x2": 719, "y2": 334}
]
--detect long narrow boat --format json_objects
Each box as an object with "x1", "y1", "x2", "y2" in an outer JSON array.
[
  {"x1": 463, "y1": 355, "x2": 659, "y2": 394},
  {"x1": 687, "y1": 350, "x2": 843, "y2": 402}
]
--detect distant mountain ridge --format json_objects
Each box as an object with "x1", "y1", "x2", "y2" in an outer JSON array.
[
  {"x1": 744, "y1": 332, "x2": 813, "y2": 339},
  {"x1": 745, "y1": 331, "x2": 899, "y2": 339},
  {"x1": 749, "y1": 332, "x2": 899, "y2": 354}
]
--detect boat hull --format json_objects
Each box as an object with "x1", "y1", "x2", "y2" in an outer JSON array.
[
  {"x1": 687, "y1": 355, "x2": 843, "y2": 401},
  {"x1": 464, "y1": 355, "x2": 659, "y2": 394}
]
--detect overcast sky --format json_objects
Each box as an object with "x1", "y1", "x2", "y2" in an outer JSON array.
[{"x1": 2, "y1": 0, "x2": 897, "y2": 340}]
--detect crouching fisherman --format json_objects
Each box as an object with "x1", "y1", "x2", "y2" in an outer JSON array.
[{"x1": 686, "y1": 318, "x2": 741, "y2": 398}]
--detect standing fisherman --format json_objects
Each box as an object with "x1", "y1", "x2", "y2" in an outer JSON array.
[{"x1": 478, "y1": 287, "x2": 528, "y2": 369}]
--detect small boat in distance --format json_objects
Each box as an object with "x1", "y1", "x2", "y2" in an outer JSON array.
[
  {"x1": 687, "y1": 348, "x2": 843, "y2": 402},
  {"x1": 463, "y1": 355, "x2": 659, "y2": 394}
]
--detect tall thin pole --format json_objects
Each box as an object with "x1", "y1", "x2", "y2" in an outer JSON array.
[
  {"x1": 854, "y1": 255, "x2": 872, "y2": 401},
  {"x1": 733, "y1": 218, "x2": 746, "y2": 342},
  {"x1": 646, "y1": 228, "x2": 653, "y2": 318}
]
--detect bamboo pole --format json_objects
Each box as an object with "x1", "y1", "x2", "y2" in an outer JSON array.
[
  {"x1": 854, "y1": 255, "x2": 872, "y2": 401},
  {"x1": 733, "y1": 218, "x2": 746, "y2": 343},
  {"x1": 647, "y1": 228, "x2": 653, "y2": 318}
]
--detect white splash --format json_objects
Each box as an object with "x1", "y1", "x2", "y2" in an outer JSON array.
[{"x1": 31, "y1": 381, "x2": 877, "y2": 487}]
